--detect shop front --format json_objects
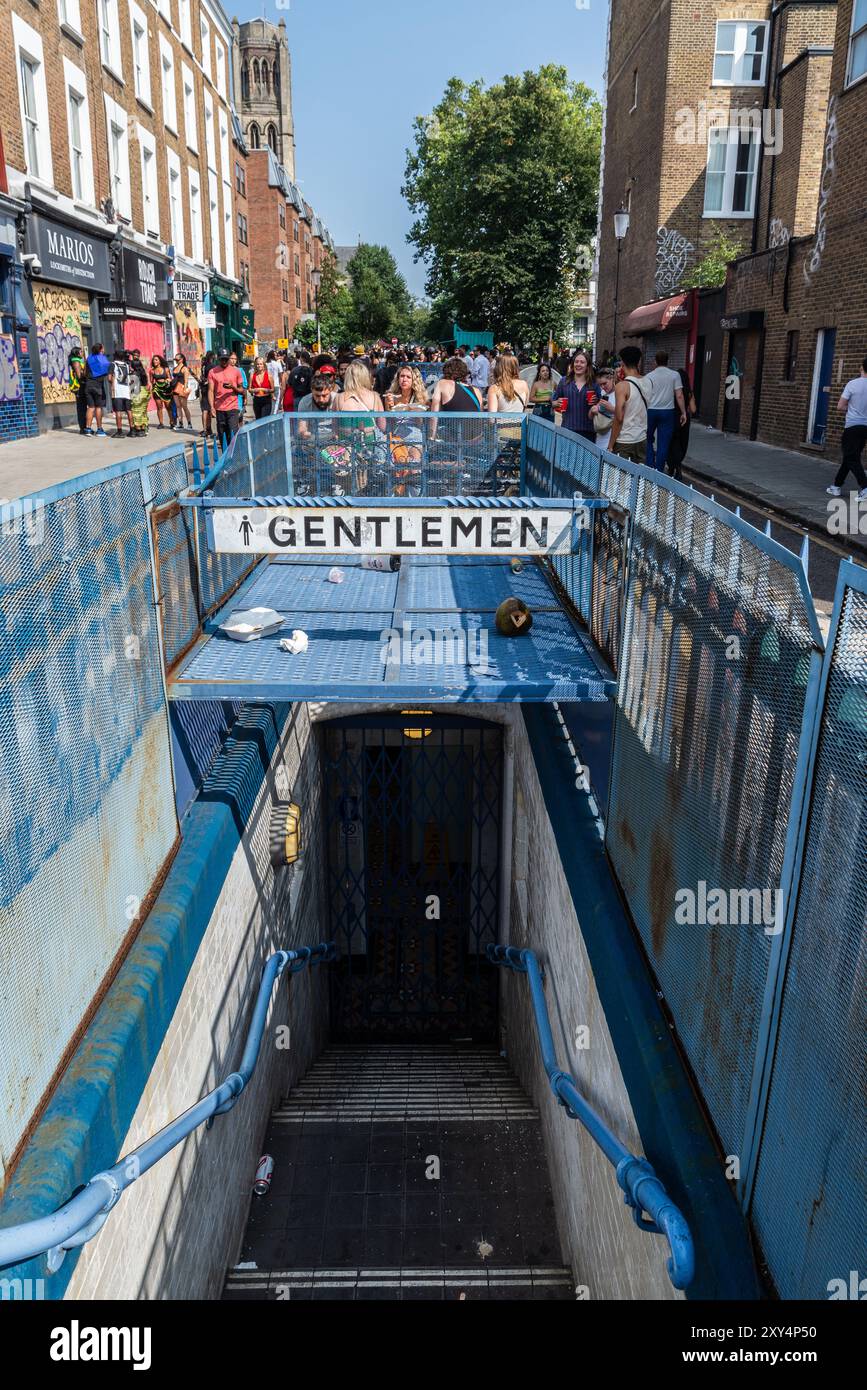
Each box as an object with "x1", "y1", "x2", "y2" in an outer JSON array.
[
  {"x1": 26, "y1": 211, "x2": 114, "y2": 429},
  {"x1": 0, "y1": 192, "x2": 37, "y2": 441},
  {"x1": 209, "y1": 274, "x2": 254, "y2": 358},
  {"x1": 622, "y1": 290, "x2": 697, "y2": 380},
  {"x1": 171, "y1": 268, "x2": 209, "y2": 377},
  {"x1": 119, "y1": 246, "x2": 172, "y2": 365}
]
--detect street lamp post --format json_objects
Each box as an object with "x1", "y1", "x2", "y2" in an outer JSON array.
[
  {"x1": 612, "y1": 204, "x2": 630, "y2": 356},
  {"x1": 311, "y1": 269, "x2": 321, "y2": 352}
]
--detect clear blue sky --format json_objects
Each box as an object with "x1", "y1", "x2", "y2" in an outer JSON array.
[{"x1": 235, "y1": 0, "x2": 607, "y2": 299}]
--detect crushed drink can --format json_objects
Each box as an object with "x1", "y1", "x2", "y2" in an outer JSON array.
[
  {"x1": 361, "y1": 555, "x2": 401, "y2": 572},
  {"x1": 253, "y1": 1155, "x2": 274, "y2": 1196}
]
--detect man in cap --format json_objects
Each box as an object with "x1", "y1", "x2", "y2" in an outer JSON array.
[{"x1": 208, "y1": 348, "x2": 246, "y2": 451}]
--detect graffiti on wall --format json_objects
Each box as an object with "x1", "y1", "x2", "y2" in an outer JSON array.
[
  {"x1": 804, "y1": 96, "x2": 838, "y2": 286},
  {"x1": 0, "y1": 334, "x2": 22, "y2": 403},
  {"x1": 655, "y1": 226, "x2": 694, "y2": 296},
  {"x1": 33, "y1": 283, "x2": 89, "y2": 404},
  {"x1": 173, "y1": 304, "x2": 204, "y2": 375},
  {"x1": 768, "y1": 218, "x2": 791, "y2": 249}
]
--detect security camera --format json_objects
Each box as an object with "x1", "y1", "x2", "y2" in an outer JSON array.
[{"x1": 22, "y1": 253, "x2": 42, "y2": 275}]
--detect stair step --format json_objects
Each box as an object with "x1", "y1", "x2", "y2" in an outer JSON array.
[{"x1": 224, "y1": 1266, "x2": 574, "y2": 1299}]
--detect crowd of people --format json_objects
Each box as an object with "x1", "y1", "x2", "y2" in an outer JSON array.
[
  {"x1": 67, "y1": 335, "x2": 703, "y2": 478},
  {"x1": 69, "y1": 344, "x2": 201, "y2": 439}
]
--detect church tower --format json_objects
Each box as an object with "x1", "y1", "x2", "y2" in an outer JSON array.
[{"x1": 232, "y1": 17, "x2": 297, "y2": 181}]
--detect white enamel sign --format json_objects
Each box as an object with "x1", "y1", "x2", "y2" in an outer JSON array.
[{"x1": 209, "y1": 505, "x2": 586, "y2": 556}]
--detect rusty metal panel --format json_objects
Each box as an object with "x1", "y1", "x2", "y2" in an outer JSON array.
[
  {"x1": 0, "y1": 465, "x2": 179, "y2": 1188},
  {"x1": 591, "y1": 503, "x2": 630, "y2": 675},
  {"x1": 604, "y1": 477, "x2": 819, "y2": 1161},
  {"x1": 750, "y1": 570, "x2": 867, "y2": 1297}
]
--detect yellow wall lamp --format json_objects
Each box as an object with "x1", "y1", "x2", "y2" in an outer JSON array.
[{"x1": 270, "y1": 800, "x2": 302, "y2": 868}]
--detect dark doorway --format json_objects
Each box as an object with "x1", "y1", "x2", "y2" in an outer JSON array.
[
  {"x1": 722, "y1": 330, "x2": 748, "y2": 433},
  {"x1": 323, "y1": 716, "x2": 502, "y2": 1042}
]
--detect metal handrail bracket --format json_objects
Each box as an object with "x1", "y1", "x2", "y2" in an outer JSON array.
[{"x1": 487, "y1": 943, "x2": 695, "y2": 1291}]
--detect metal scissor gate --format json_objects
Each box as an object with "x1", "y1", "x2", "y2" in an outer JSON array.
[
  {"x1": 324, "y1": 715, "x2": 502, "y2": 1041},
  {"x1": 170, "y1": 494, "x2": 615, "y2": 703}
]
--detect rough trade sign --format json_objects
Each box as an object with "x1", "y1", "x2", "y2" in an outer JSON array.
[{"x1": 210, "y1": 505, "x2": 584, "y2": 556}]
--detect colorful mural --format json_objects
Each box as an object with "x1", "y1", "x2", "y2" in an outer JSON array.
[
  {"x1": 0, "y1": 334, "x2": 22, "y2": 404},
  {"x1": 173, "y1": 303, "x2": 205, "y2": 376},
  {"x1": 33, "y1": 283, "x2": 89, "y2": 405}
]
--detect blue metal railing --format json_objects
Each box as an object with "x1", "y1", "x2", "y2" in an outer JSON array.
[
  {"x1": 0, "y1": 944, "x2": 334, "y2": 1274},
  {"x1": 487, "y1": 944, "x2": 695, "y2": 1291}
]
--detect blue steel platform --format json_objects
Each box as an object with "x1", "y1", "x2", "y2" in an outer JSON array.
[{"x1": 167, "y1": 555, "x2": 614, "y2": 703}]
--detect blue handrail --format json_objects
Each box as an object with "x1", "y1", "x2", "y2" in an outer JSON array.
[
  {"x1": 487, "y1": 944, "x2": 695, "y2": 1290},
  {"x1": 0, "y1": 944, "x2": 334, "y2": 1274}
]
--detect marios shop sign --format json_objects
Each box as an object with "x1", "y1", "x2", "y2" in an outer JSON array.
[{"x1": 30, "y1": 215, "x2": 112, "y2": 295}]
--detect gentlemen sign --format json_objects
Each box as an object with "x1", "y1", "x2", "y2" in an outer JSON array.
[
  {"x1": 30, "y1": 215, "x2": 112, "y2": 294},
  {"x1": 211, "y1": 505, "x2": 584, "y2": 555}
]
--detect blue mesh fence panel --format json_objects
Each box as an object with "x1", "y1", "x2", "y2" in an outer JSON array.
[
  {"x1": 281, "y1": 413, "x2": 520, "y2": 498},
  {"x1": 604, "y1": 477, "x2": 818, "y2": 1161},
  {"x1": 146, "y1": 448, "x2": 190, "y2": 506},
  {"x1": 750, "y1": 573, "x2": 867, "y2": 1298},
  {"x1": 526, "y1": 417, "x2": 558, "y2": 496},
  {"x1": 0, "y1": 464, "x2": 178, "y2": 1183}
]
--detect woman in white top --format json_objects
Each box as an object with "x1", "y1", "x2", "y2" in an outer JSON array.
[{"x1": 486, "y1": 354, "x2": 530, "y2": 414}]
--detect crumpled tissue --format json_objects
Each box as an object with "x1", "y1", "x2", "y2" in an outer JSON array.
[{"x1": 279, "y1": 630, "x2": 309, "y2": 655}]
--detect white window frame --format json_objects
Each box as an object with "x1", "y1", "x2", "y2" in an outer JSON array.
[
  {"x1": 200, "y1": 15, "x2": 211, "y2": 80},
  {"x1": 207, "y1": 170, "x2": 220, "y2": 269},
  {"x1": 166, "y1": 148, "x2": 185, "y2": 255},
  {"x1": 847, "y1": 0, "x2": 867, "y2": 87},
  {"x1": 159, "y1": 36, "x2": 178, "y2": 134},
  {"x1": 63, "y1": 59, "x2": 94, "y2": 206},
  {"x1": 105, "y1": 94, "x2": 131, "y2": 219},
  {"x1": 204, "y1": 91, "x2": 217, "y2": 172},
  {"x1": 222, "y1": 190, "x2": 234, "y2": 278},
  {"x1": 188, "y1": 168, "x2": 204, "y2": 263},
  {"x1": 218, "y1": 111, "x2": 229, "y2": 182},
  {"x1": 703, "y1": 126, "x2": 761, "y2": 218},
  {"x1": 13, "y1": 16, "x2": 53, "y2": 186},
  {"x1": 178, "y1": 0, "x2": 192, "y2": 51},
  {"x1": 137, "y1": 123, "x2": 160, "y2": 235},
  {"x1": 98, "y1": 0, "x2": 123, "y2": 81},
  {"x1": 214, "y1": 37, "x2": 227, "y2": 98},
  {"x1": 712, "y1": 20, "x2": 769, "y2": 87},
  {"x1": 130, "y1": 2, "x2": 151, "y2": 109},
  {"x1": 57, "y1": 0, "x2": 83, "y2": 37},
  {"x1": 182, "y1": 64, "x2": 197, "y2": 152}
]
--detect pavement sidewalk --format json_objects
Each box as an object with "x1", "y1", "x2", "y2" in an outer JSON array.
[
  {"x1": 682, "y1": 427, "x2": 866, "y2": 554},
  {"x1": 0, "y1": 423, "x2": 204, "y2": 502}
]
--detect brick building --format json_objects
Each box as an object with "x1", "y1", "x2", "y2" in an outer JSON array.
[
  {"x1": 717, "y1": 0, "x2": 866, "y2": 456},
  {"x1": 0, "y1": 0, "x2": 248, "y2": 431},
  {"x1": 596, "y1": 0, "x2": 836, "y2": 418},
  {"x1": 245, "y1": 148, "x2": 334, "y2": 352}
]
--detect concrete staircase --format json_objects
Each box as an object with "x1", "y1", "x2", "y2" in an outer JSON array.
[{"x1": 223, "y1": 1045, "x2": 573, "y2": 1301}]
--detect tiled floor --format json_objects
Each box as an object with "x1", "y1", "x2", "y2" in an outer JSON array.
[{"x1": 223, "y1": 1048, "x2": 572, "y2": 1301}]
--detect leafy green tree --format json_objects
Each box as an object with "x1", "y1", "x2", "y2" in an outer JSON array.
[
  {"x1": 346, "y1": 243, "x2": 413, "y2": 342},
  {"x1": 403, "y1": 67, "x2": 601, "y2": 345},
  {"x1": 681, "y1": 226, "x2": 744, "y2": 289}
]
